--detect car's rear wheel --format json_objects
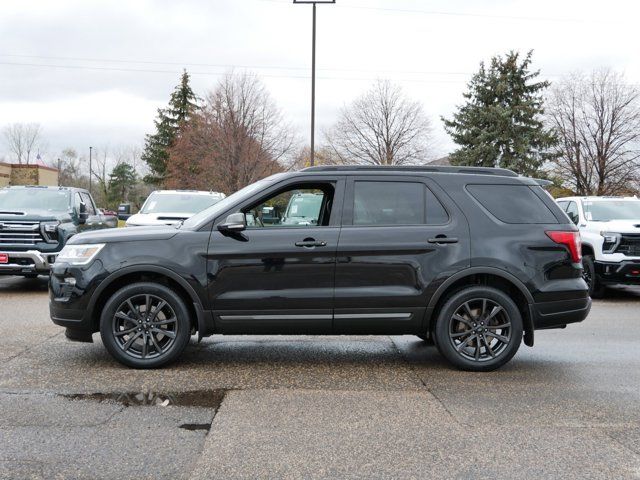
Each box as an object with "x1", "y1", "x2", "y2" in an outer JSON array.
[
  {"x1": 582, "y1": 255, "x2": 605, "y2": 298},
  {"x1": 434, "y1": 286, "x2": 523, "y2": 372},
  {"x1": 100, "y1": 282, "x2": 191, "y2": 368}
]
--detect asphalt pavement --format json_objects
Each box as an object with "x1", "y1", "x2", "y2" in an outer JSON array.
[{"x1": 0, "y1": 275, "x2": 639, "y2": 479}]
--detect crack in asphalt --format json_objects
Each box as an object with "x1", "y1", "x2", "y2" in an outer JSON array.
[
  {"x1": 604, "y1": 430, "x2": 640, "y2": 458},
  {"x1": 2, "y1": 330, "x2": 63, "y2": 364},
  {"x1": 387, "y1": 336, "x2": 463, "y2": 427}
]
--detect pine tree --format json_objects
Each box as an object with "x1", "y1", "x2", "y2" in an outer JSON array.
[
  {"x1": 142, "y1": 70, "x2": 199, "y2": 185},
  {"x1": 442, "y1": 51, "x2": 556, "y2": 177},
  {"x1": 107, "y1": 163, "x2": 137, "y2": 206}
]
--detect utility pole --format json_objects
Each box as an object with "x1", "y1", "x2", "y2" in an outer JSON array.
[
  {"x1": 89, "y1": 146, "x2": 93, "y2": 195},
  {"x1": 293, "y1": 0, "x2": 335, "y2": 167}
]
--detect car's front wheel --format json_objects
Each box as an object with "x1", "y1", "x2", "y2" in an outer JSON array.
[
  {"x1": 100, "y1": 282, "x2": 191, "y2": 368},
  {"x1": 434, "y1": 286, "x2": 523, "y2": 372},
  {"x1": 582, "y1": 255, "x2": 605, "y2": 298}
]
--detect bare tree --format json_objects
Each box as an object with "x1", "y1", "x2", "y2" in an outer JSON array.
[
  {"x1": 2, "y1": 123, "x2": 44, "y2": 164},
  {"x1": 56, "y1": 148, "x2": 87, "y2": 188},
  {"x1": 167, "y1": 72, "x2": 296, "y2": 192},
  {"x1": 325, "y1": 80, "x2": 433, "y2": 166},
  {"x1": 547, "y1": 69, "x2": 640, "y2": 195}
]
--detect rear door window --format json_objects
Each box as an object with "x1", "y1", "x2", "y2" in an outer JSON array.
[
  {"x1": 352, "y1": 181, "x2": 449, "y2": 226},
  {"x1": 467, "y1": 184, "x2": 557, "y2": 224}
]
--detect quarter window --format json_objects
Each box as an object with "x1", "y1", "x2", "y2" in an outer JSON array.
[{"x1": 467, "y1": 184, "x2": 557, "y2": 224}]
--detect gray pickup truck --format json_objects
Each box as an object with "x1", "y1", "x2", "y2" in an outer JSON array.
[{"x1": 0, "y1": 185, "x2": 115, "y2": 277}]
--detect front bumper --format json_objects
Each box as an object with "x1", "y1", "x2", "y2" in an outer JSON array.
[
  {"x1": 0, "y1": 250, "x2": 58, "y2": 275},
  {"x1": 595, "y1": 260, "x2": 640, "y2": 285},
  {"x1": 49, "y1": 259, "x2": 107, "y2": 337}
]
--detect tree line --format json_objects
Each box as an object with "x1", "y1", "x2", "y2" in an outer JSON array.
[
  {"x1": 3, "y1": 52, "x2": 639, "y2": 200},
  {"x1": 142, "y1": 56, "x2": 640, "y2": 197}
]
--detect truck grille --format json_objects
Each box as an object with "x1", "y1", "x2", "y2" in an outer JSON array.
[
  {"x1": 616, "y1": 234, "x2": 640, "y2": 257},
  {"x1": 0, "y1": 221, "x2": 44, "y2": 246}
]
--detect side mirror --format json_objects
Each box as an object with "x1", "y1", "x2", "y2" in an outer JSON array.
[
  {"x1": 218, "y1": 212, "x2": 246, "y2": 233},
  {"x1": 78, "y1": 202, "x2": 88, "y2": 225}
]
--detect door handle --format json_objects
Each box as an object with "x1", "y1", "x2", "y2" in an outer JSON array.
[
  {"x1": 428, "y1": 237, "x2": 459, "y2": 244},
  {"x1": 295, "y1": 239, "x2": 327, "y2": 248}
]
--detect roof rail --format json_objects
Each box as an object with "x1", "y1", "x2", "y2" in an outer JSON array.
[{"x1": 301, "y1": 165, "x2": 519, "y2": 177}]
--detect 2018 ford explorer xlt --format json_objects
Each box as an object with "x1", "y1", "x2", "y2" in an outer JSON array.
[{"x1": 49, "y1": 166, "x2": 591, "y2": 371}]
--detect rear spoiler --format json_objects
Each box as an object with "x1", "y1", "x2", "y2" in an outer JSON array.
[{"x1": 532, "y1": 178, "x2": 553, "y2": 188}]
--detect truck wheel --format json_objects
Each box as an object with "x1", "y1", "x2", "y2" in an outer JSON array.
[
  {"x1": 100, "y1": 282, "x2": 192, "y2": 369},
  {"x1": 434, "y1": 286, "x2": 523, "y2": 372},
  {"x1": 582, "y1": 255, "x2": 605, "y2": 298}
]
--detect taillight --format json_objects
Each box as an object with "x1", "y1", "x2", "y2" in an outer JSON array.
[{"x1": 546, "y1": 231, "x2": 582, "y2": 263}]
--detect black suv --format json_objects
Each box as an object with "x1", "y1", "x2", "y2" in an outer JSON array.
[
  {"x1": 49, "y1": 166, "x2": 590, "y2": 371},
  {"x1": 0, "y1": 186, "x2": 113, "y2": 277}
]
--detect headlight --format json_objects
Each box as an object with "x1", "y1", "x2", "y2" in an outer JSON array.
[
  {"x1": 56, "y1": 244, "x2": 105, "y2": 265},
  {"x1": 41, "y1": 221, "x2": 60, "y2": 242},
  {"x1": 600, "y1": 232, "x2": 621, "y2": 253},
  {"x1": 42, "y1": 221, "x2": 60, "y2": 233}
]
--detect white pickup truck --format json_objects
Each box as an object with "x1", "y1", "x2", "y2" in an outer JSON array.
[{"x1": 556, "y1": 196, "x2": 640, "y2": 297}]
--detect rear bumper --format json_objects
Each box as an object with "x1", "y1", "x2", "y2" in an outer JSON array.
[
  {"x1": 0, "y1": 250, "x2": 58, "y2": 275},
  {"x1": 595, "y1": 260, "x2": 640, "y2": 285},
  {"x1": 530, "y1": 296, "x2": 591, "y2": 330}
]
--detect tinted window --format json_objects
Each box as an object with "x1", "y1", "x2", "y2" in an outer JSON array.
[
  {"x1": 425, "y1": 188, "x2": 449, "y2": 224},
  {"x1": 467, "y1": 184, "x2": 557, "y2": 224},
  {"x1": 354, "y1": 181, "x2": 425, "y2": 226},
  {"x1": 556, "y1": 201, "x2": 569, "y2": 212}
]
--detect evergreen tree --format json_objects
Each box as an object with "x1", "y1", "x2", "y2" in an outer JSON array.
[
  {"x1": 108, "y1": 163, "x2": 137, "y2": 206},
  {"x1": 142, "y1": 70, "x2": 199, "y2": 185},
  {"x1": 442, "y1": 51, "x2": 556, "y2": 177}
]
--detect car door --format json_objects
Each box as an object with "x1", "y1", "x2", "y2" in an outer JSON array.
[
  {"x1": 207, "y1": 176, "x2": 345, "y2": 334},
  {"x1": 334, "y1": 175, "x2": 470, "y2": 334}
]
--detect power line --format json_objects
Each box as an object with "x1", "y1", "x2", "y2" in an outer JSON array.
[
  {"x1": 0, "y1": 61, "x2": 476, "y2": 84},
  {"x1": 0, "y1": 53, "x2": 476, "y2": 77},
  {"x1": 258, "y1": 0, "x2": 591, "y2": 23},
  {"x1": 0, "y1": 54, "x2": 572, "y2": 80}
]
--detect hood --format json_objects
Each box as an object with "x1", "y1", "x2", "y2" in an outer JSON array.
[
  {"x1": 69, "y1": 225, "x2": 179, "y2": 244},
  {"x1": 0, "y1": 210, "x2": 72, "y2": 222},
  {"x1": 125, "y1": 212, "x2": 193, "y2": 226},
  {"x1": 585, "y1": 220, "x2": 640, "y2": 233}
]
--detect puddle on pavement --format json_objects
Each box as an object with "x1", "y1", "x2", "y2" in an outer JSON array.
[{"x1": 62, "y1": 390, "x2": 225, "y2": 409}]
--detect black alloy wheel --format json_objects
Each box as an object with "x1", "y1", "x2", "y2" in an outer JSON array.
[
  {"x1": 434, "y1": 286, "x2": 523, "y2": 371},
  {"x1": 112, "y1": 294, "x2": 177, "y2": 360},
  {"x1": 100, "y1": 282, "x2": 191, "y2": 368},
  {"x1": 581, "y1": 255, "x2": 605, "y2": 298}
]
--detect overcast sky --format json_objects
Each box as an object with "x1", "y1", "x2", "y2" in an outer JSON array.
[{"x1": 1, "y1": 0, "x2": 639, "y2": 163}]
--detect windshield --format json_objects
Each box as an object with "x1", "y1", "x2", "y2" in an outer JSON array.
[
  {"x1": 141, "y1": 193, "x2": 222, "y2": 215},
  {"x1": 285, "y1": 194, "x2": 323, "y2": 219},
  {"x1": 0, "y1": 188, "x2": 70, "y2": 213},
  {"x1": 583, "y1": 200, "x2": 640, "y2": 221},
  {"x1": 181, "y1": 179, "x2": 274, "y2": 229}
]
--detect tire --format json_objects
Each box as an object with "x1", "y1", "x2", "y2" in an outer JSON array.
[
  {"x1": 434, "y1": 286, "x2": 523, "y2": 372},
  {"x1": 23, "y1": 274, "x2": 39, "y2": 279},
  {"x1": 100, "y1": 282, "x2": 192, "y2": 369},
  {"x1": 582, "y1": 255, "x2": 605, "y2": 298}
]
